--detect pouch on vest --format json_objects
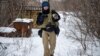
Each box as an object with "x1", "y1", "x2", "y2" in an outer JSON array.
[
  {"x1": 45, "y1": 22, "x2": 55, "y2": 32},
  {"x1": 38, "y1": 29, "x2": 42, "y2": 37},
  {"x1": 54, "y1": 26, "x2": 60, "y2": 35}
]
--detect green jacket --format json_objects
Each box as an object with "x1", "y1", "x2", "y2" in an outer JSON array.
[{"x1": 37, "y1": 12, "x2": 59, "y2": 29}]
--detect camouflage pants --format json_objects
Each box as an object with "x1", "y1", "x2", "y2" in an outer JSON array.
[{"x1": 42, "y1": 30, "x2": 56, "y2": 56}]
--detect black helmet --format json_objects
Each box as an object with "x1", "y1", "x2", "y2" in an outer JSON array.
[{"x1": 42, "y1": 1, "x2": 49, "y2": 7}]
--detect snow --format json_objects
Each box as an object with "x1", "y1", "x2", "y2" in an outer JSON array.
[
  {"x1": 13, "y1": 18, "x2": 33, "y2": 23},
  {"x1": 0, "y1": 27, "x2": 16, "y2": 33},
  {"x1": 0, "y1": 11, "x2": 100, "y2": 56}
]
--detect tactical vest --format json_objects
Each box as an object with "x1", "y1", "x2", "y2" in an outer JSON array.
[{"x1": 36, "y1": 12, "x2": 59, "y2": 29}]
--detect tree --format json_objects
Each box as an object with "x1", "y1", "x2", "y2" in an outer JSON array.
[
  {"x1": 63, "y1": 0, "x2": 100, "y2": 39},
  {"x1": 0, "y1": 0, "x2": 28, "y2": 26}
]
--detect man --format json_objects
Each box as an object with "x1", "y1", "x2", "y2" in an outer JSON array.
[{"x1": 36, "y1": 1, "x2": 60, "y2": 56}]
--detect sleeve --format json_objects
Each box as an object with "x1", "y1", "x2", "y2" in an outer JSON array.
[
  {"x1": 36, "y1": 12, "x2": 44, "y2": 25},
  {"x1": 51, "y1": 10, "x2": 60, "y2": 22},
  {"x1": 33, "y1": 12, "x2": 44, "y2": 28}
]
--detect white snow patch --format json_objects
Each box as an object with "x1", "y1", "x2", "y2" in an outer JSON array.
[
  {"x1": 0, "y1": 27, "x2": 16, "y2": 33},
  {"x1": 13, "y1": 18, "x2": 33, "y2": 23},
  {"x1": 0, "y1": 11, "x2": 100, "y2": 56}
]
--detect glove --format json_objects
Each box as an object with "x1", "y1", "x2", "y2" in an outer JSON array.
[
  {"x1": 53, "y1": 14, "x2": 59, "y2": 19},
  {"x1": 45, "y1": 23, "x2": 55, "y2": 32}
]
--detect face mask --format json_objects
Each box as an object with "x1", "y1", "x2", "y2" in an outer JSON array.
[{"x1": 42, "y1": 7, "x2": 50, "y2": 14}]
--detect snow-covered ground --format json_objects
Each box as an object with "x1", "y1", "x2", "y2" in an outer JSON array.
[
  {"x1": 0, "y1": 27, "x2": 16, "y2": 33},
  {"x1": 0, "y1": 11, "x2": 100, "y2": 56}
]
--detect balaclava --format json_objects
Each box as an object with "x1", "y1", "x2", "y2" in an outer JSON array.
[{"x1": 42, "y1": 1, "x2": 50, "y2": 14}]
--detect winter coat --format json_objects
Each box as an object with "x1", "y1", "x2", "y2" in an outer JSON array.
[
  {"x1": 36, "y1": 10, "x2": 60, "y2": 29},
  {"x1": 36, "y1": 10, "x2": 60, "y2": 37}
]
